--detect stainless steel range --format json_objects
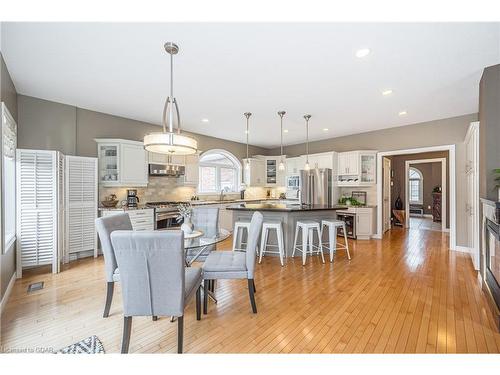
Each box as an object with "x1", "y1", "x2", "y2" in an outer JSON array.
[{"x1": 146, "y1": 201, "x2": 182, "y2": 229}]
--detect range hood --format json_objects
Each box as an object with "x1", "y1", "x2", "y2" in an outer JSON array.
[{"x1": 149, "y1": 163, "x2": 185, "y2": 177}]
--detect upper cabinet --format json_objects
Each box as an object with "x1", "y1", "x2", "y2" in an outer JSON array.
[
  {"x1": 96, "y1": 139, "x2": 148, "y2": 187},
  {"x1": 307, "y1": 152, "x2": 336, "y2": 170},
  {"x1": 183, "y1": 154, "x2": 199, "y2": 186},
  {"x1": 337, "y1": 151, "x2": 376, "y2": 186},
  {"x1": 264, "y1": 156, "x2": 285, "y2": 187},
  {"x1": 243, "y1": 158, "x2": 265, "y2": 187},
  {"x1": 285, "y1": 156, "x2": 304, "y2": 176}
]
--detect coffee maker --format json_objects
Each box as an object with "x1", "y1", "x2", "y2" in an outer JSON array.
[{"x1": 127, "y1": 189, "x2": 140, "y2": 207}]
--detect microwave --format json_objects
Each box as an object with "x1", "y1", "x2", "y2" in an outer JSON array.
[{"x1": 287, "y1": 175, "x2": 300, "y2": 190}]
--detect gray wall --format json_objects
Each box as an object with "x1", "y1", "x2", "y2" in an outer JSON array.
[
  {"x1": 0, "y1": 52, "x2": 17, "y2": 300},
  {"x1": 479, "y1": 64, "x2": 500, "y2": 201},
  {"x1": 17, "y1": 95, "x2": 269, "y2": 161},
  {"x1": 269, "y1": 113, "x2": 475, "y2": 246}
]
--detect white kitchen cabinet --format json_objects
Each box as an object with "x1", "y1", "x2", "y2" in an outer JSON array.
[
  {"x1": 356, "y1": 207, "x2": 375, "y2": 240},
  {"x1": 101, "y1": 209, "x2": 154, "y2": 231},
  {"x1": 183, "y1": 154, "x2": 199, "y2": 186},
  {"x1": 286, "y1": 156, "x2": 305, "y2": 176},
  {"x1": 307, "y1": 152, "x2": 335, "y2": 170},
  {"x1": 264, "y1": 156, "x2": 286, "y2": 187},
  {"x1": 96, "y1": 139, "x2": 148, "y2": 187},
  {"x1": 243, "y1": 158, "x2": 265, "y2": 187},
  {"x1": 337, "y1": 151, "x2": 376, "y2": 186}
]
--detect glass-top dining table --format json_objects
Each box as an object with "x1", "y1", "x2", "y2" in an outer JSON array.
[{"x1": 159, "y1": 227, "x2": 231, "y2": 317}]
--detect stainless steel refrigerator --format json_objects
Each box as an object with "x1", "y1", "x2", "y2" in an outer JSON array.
[{"x1": 299, "y1": 168, "x2": 332, "y2": 206}]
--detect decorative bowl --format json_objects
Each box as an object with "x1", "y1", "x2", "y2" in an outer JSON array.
[{"x1": 101, "y1": 200, "x2": 119, "y2": 208}]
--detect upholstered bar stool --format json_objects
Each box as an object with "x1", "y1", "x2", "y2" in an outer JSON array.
[
  {"x1": 321, "y1": 219, "x2": 351, "y2": 262},
  {"x1": 292, "y1": 220, "x2": 325, "y2": 266},
  {"x1": 259, "y1": 220, "x2": 285, "y2": 266}
]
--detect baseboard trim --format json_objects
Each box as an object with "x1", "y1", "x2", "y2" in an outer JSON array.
[
  {"x1": 454, "y1": 245, "x2": 471, "y2": 253},
  {"x1": 0, "y1": 272, "x2": 16, "y2": 314}
]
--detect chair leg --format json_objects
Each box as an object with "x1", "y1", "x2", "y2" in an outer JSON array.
[
  {"x1": 103, "y1": 282, "x2": 114, "y2": 318},
  {"x1": 343, "y1": 224, "x2": 351, "y2": 260},
  {"x1": 177, "y1": 315, "x2": 184, "y2": 354},
  {"x1": 232, "y1": 227, "x2": 238, "y2": 251},
  {"x1": 203, "y1": 280, "x2": 209, "y2": 314},
  {"x1": 329, "y1": 226, "x2": 335, "y2": 263},
  {"x1": 152, "y1": 316, "x2": 158, "y2": 321},
  {"x1": 252, "y1": 279, "x2": 257, "y2": 294},
  {"x1": 121, "y1": 316, "x2": 132, "y2": 354},
  {"x1": 259, "y1": 227, "x2": 268, "y2": 264},
  {"x1": 247, "y1": 279, "x2": 257, "y2": 313},
  {"x1": 196, "y1": 286, "x2": 201, "y2": 321},
  {"x1": 317, "y1": 227, "x2": 325, "y2": 264},
  {"x1": 301, "y1": 228, "x2": 307, "y2": 266},
  {"x1": 277, "y1": 227, "x2": 284, "y2": 266},
  {"x1": 292, "y1": 223, "x2": 299, "y2": 257}
]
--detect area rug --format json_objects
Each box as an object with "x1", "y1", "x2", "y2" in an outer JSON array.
[{"x1": 57, "y1": 335, "x2": 105, "y2": 354}]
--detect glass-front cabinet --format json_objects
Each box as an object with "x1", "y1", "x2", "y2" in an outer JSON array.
[
  {"x1": 98, "y1": 143, "x2": 120, "y2": 185},
  {"x1": 360, "y1": 153, "x2": 376, "y2": 184},
  {"x1": 95, "y1": 139, "x2": 148, "y2": 187}
]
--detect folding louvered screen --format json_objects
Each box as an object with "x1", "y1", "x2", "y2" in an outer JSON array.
[
  {"x1": 16, "y1": 149, "x2": 59, "y2": 277},
  {"x1": 64, "y1": 156, "x2": 98, "y2": 261}
]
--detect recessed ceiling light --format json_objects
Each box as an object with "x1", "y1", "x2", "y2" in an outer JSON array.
[
  {"x1": 398, "y1": 110, "x2": 408, "y2": 116},
  {"x1": 355, "y1": 48, "x2": 371, "y2": 58},
  {"x1": 283, "y1": 129, "x2": 289, "y2": 133},
  {"x1": 382, "y1": 89, "x2": 393, "y2": 96},
  {"x1": 201, "y1": 118, "x2": 209, "y2": 123},
  {"x1": 323, "y1": 128, "x2": 329, "y2": 131}
]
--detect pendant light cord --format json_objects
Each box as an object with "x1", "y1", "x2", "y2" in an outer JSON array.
[
  {"x1": 278, "y1": 111, "x2": 286, "y2": 162},
  {"x1": 304, "y1": 114, "x2": 311, "y2": 163},
  {"x1": 244, "y1": 112, "x2": 252, "y2": 161}
]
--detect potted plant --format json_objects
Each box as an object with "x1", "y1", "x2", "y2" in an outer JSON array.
[{"x1": 176, "y1": 203, "x2": 194, "y2": 234}]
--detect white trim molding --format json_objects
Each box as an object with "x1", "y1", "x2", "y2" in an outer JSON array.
[
  {"x1": 0, "y1": 272, "x2": 16, "y2": 314},
  {"x1": 375, "y1": 144, "x2": 457, "y2": 251}
]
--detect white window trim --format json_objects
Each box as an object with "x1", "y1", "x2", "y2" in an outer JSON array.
[
  {"x1": 408, "y1": 167, "x2": 423, "y2": 205},
  {"x1": 197, "y1": 149, "x2": 242, "y2": 195}
]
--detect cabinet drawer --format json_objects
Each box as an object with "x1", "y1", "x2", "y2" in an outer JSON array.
[{"x1": 127, "y1": 209, "x2": 154, "y2": 218}]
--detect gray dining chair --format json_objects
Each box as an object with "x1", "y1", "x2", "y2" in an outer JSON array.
[
  {"x1": 202, "y1": 211, "x2": 263, "y2": 314},
  {"x1": 95, "y1": 213, "x2": 132, "y2": 318},
  {"x1": 110, "y1": 230, "x2": 202, "y2": 354},
  {"x1": 187, "y1": 206, "x2": 219, "y2": 263}
]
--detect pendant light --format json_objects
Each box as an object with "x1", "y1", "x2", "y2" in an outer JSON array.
[
  {"x1": 304, "y1": 114, "x2": 311, "y2": 170},
  {"x1": 278, "y1": 111, "x2": 286, "y2": 171},
  {"x1": 144, "y1": 42, "x2": 198, "y2": 155},
  {"x1": 244, "y1": 112, "x2": 252, "y2": 170}
]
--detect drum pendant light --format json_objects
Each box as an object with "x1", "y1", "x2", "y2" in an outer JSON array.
[{"x1": 144, "y1": 42, "x2": 198, "y2": 155}]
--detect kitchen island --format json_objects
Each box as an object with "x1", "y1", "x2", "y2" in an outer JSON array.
[{"x1": 227, "y1": 203, "x2": 347, "y2": 258}]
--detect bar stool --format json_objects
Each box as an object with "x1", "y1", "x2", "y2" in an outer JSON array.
[
  {"x1": 292, "y1": 220, "x2": 325, "y2": 265},
  {"x1": 321, "y1": 219, "x2": 351, "y2": 262},
  {"x1": 259, "y1": 220, "x2": 285, "y2": 266}
]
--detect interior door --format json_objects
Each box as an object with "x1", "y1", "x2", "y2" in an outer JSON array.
[{"x1": 383, "y1": 157, "x2": 392, "y2": 233}]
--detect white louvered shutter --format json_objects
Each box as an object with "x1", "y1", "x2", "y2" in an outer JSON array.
[
  {"x1": 65, "y1": 156, "x2": 98, "y2": 259},
  {"x1": 16, "y1": 150, "x2": 58, "y2": 276}
]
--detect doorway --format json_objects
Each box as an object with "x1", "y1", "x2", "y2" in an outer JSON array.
[
  {"x1": 405, "y1": 158, "x2": 447, "y2": 232},
  {"x1": 382, "y1": 157, "x2": 391, "y2": 233},
  {"x1": 376, "y1": 145, "x2": 456, "y2": 250}
]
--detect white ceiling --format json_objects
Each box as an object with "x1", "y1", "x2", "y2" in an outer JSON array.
[{"x1": 2, "y1": 22, "x2": 499, "y2": 148}]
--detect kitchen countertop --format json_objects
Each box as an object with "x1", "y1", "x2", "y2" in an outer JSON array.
[
  {"x1": 98, "y1": 198, "x2": 292, "y2": 210},
  {"x1": 226, "y1": 203, "x2": 348, "y2": 212}
]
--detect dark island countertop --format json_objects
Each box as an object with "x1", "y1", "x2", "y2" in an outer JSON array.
[{"x1": 226, "y1": 203, "x2": 348, "y2": 212}]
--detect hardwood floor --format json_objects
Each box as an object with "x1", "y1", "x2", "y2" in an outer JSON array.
[{"x1": 2, "y1": 227, "x2": 500, "y2": 353}]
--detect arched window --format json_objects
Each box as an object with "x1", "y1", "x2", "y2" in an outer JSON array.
[
  {"x1": 198, "y1": 149, "x2": 242, "y2": 194},
  {"x1": 409, "y1": 167, "x2": 423, "y2": 204}
]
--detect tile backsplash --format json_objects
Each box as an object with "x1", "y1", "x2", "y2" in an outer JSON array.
[{"x1": 99, "y1": 176, "x2": 279, "y2": 204}]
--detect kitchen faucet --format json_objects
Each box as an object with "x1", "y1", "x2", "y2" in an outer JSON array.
[{"x1": 220, "y1": 186, "x2": 230, "y2": 201}]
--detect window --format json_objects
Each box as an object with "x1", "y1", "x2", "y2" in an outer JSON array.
[
  {"x1": 408, "y1": 167, "x2": 423, "y2": 205},
  {"x1": 2, "y1": 104, "x2": 17, "y2": 252},
  {"x1": 198, "y1": 150, "x2": 241, "y2": 194}
]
